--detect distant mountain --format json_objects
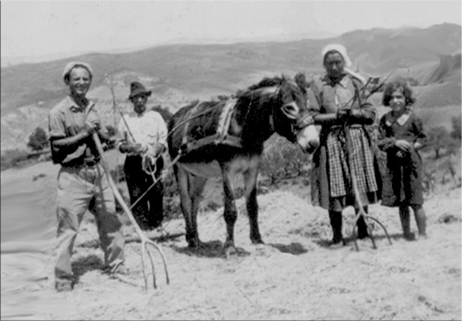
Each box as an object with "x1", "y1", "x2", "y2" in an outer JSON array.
[
  {"x1": 344, "y1": 23, "x2": 461, "y2": 84},
  {"x1": 0, "y1": 30, "x2": 338, "y2": 68},
  {"x1": 1, "y1": 23, "x2": 460, "y2": 151}
]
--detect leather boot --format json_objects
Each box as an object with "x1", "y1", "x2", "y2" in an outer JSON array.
[
  {"x1": 328, "y1": 210, "x2": 343, "y2": 246},
  {"x1": 355, "y1": 207, "x2": 370, "y2": 239}
]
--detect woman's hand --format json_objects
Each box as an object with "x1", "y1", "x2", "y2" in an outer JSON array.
[
  {"x1": 336, "y1": 106, "x2": 351, "y2": 121},
  {"x1": 395, "y1": 139, "x2": 413, "y2": 152}
]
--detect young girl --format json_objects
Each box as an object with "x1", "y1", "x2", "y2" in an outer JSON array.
[{"x1": 378, "y1": 79, "x2": 428, "y2": 240}]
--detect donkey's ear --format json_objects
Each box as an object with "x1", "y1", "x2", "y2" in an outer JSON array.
[{"x1": 294, "y1": 72, "x2": 309, "y2": 92}]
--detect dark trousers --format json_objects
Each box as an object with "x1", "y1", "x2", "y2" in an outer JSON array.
[{"x1": 124, "y1": 155, "x2": 164, "y2": 230}]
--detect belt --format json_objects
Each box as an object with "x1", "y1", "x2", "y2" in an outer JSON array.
[
  {"x1": 83, "y1": 159, "x2": 99, "y2": 167},
  {"x1": 62, "y1": 159, "x2": 100, "y2": 168},
  {"x1": 329, "y1": 124, "x2": 363, "y2": 129}
]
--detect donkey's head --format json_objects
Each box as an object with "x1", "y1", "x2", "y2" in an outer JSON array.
[{"x1": 271, "y1": 73, "x2": 319, "y2": 153}]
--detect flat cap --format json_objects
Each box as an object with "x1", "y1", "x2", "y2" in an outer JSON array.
[{"x1": 62, "y1": 61, "x2": 93, "y2": 84}]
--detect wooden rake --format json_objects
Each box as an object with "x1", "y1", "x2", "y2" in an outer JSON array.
[
  {"x1": 344, "y1": 127, "x2": 392, "y2": 251},
  {"x1": 93, "y1": 133, "x2": 170, "y2": 289}
]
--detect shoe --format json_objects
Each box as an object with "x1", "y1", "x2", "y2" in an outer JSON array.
[
  {"x1": 113, "y1": 264, "x2": 128, "y2": 275},
  {"x1": 356, "y1": 216, "x2": 370, "y2": 240},
  {"x1": 106, "y1": 263, "x2": 128, "y2": 275},
  {"x1": 55, "y1": 278, "x2": 74, "y2": 292},
  {"x1": 403, "y1": 232, "x2": 416, "y2": 241},
  {"x1": 329, "y1": 238, "x2": 345, "y2": 249},
  {"x1": 357, "y1": 230, "x2": 370, "y2": 240},
  {"x1": 147, "y1": 218, "x2": 163, "y2": 230}
]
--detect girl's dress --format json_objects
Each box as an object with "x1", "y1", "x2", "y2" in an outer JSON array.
[{"x1": 377, "y1": 110, "x2": 428, "y2": 206}]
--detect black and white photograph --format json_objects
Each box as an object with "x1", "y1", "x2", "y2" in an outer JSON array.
[{"x1": 1, "y1": 1, "x2": 461, "y2": 319}]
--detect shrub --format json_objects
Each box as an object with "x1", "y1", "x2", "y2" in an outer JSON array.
[
  {"x1": 27, "y1": 127, "x2": 48, "y2": 152},
  {"x1": 425, "y1": 126, "x2": 452, "y2": 159},
  {"x1": 260, "y1": 136, "x2": 311, "y2": 185},
  {"x1": 451, "y1": 115, "x2": 461, "y2": 140},
  {"x1": 1, "y1": 149, "x2": 31, "y2": 171}
]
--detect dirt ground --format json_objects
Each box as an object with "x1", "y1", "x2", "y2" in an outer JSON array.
[{"x1": 1, "y1": 157, "x2": 461, "y2": 320}]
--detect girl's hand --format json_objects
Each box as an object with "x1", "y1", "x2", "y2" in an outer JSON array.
[{"x1": 395, "y1": 140, "x2": 412, "y2": 152}]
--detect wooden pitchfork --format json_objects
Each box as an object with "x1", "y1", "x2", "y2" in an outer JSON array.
[
  {"x1": 344, "y1": 126, "x2": 392, "y2": 251},
  {"x1": 92, "y1": 133, "x2": 170, "y2": 289}
]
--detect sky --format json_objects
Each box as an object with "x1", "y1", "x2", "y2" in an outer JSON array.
[{"x1": 1, "y1": 1, "x2": 461, "y2": 59}]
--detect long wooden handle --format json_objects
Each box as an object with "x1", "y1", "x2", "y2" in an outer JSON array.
[
  {"x1": 344, "y1": 128, "x2": 364, "y2": 209},
  {"x1": 92, "y1": 133, "x2": 145, "y2": 236}
]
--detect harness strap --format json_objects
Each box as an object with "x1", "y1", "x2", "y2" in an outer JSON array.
[{"x1": 214, "y1": 99, "x2": 237, "y2": 143}]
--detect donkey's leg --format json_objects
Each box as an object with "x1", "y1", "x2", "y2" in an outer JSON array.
[
  {"x1": 188, "y1": 174, "x2": 208, "y2": 247},
  {"x1": 173, "y1": 164, "x2": 197, "y2": 248},
  {"x1": 243, "y1": 164, "x2": 264, "y2": 244},
  {"x1": 221, "y1": 166, "x2": 238, "y2": 253}
]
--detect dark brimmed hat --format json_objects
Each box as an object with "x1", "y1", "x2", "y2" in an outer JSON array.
[{"x1": 128, "y1": 81, "x2": 152, "y2": 100}]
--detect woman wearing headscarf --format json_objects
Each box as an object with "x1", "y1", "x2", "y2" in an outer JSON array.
[{"x1": 307, "y1": 44, "x2": 382, "y2": 248}]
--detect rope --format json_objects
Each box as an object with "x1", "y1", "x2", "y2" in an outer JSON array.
[
  {"x1": 109, "y1": 82, "x2": 283, "y2": 229},
  {"x1": 124, "y1": 83, "x2": 286, "y2": 218}
]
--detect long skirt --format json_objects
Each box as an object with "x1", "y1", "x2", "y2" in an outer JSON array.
[{"x1": 311, "y1": 126, "x2": 382, "y2": 211}]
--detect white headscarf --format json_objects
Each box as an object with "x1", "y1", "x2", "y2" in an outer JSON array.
[
  {"x1": 321, "y1": 44, "x2": 367, "y2": 84},
  {"x1": 321, "y1": 44, "x2": 352, "y2": 68}
]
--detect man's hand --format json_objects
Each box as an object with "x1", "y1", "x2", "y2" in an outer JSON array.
[
  {"x1": 121, "y1": 143, "x2": 145, "y2": 155},
  {"x1": 105, "y1": 136, "x2": 117, "y2": 150},
  {"x1": 81, "y1": 119, "x2": 100, "y2": 137}
]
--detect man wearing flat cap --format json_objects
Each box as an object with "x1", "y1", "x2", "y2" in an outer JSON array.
[
  {"x1": 48, "y1": 62, "x2": 126, "y2": 292},
  {"x1": 116, "y1": 81, "x2": 168, "y2": 230}
]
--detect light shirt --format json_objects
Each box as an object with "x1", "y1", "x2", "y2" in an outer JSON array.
[
  {"x1": 116, "y1": 110, "x2": 168, "y2": 154},
  {"x1": 48, "y1": 95, "x2": 101, "y2": 165}
]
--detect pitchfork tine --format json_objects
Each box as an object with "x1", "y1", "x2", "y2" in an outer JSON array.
[
  {"x1": 344, "y1": 127, "x2": 392, "y2": 252},
  {"x1": 92, "y1": 133, "x2": 169, "y2": 289}
]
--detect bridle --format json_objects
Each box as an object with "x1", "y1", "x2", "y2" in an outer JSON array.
[{"x1": 271, "y1": 79, "x2": 313, "y2": 140}]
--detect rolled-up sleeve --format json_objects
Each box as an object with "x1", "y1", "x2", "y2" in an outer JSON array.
[
  {"x1": 48, "y1": 109, "x2": 67, "y2": 163},
  {"x1": 48, "y1": 109, "x2": 66, "y2": 140}
]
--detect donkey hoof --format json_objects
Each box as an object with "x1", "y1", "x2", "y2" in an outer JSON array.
[
  {"x1": 187, "y1": 238, "x2": 204, "y2": 248},
  {"x1": 251, "y1": 237, "x2": 265, "y2": 245},
  {"x1": 224, "y1": 246, "x2": 237, "y2": 259}
]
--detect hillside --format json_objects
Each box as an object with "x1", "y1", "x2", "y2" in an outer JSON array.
[{"x1": 1, "y1": 23, "x2": 461, "y2": 151}]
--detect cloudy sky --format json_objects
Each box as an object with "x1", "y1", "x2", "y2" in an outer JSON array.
[{"x1": 1, "y1": 1, "x2": 461, "y2": 59}]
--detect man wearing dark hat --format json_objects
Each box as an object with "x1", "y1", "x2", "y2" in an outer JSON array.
[
  {"x1": 116, "y1": 81, "x2": 168, "y2": 230},
  {"x1": 48, "y1": 62, "x2": 126, "y2": 292}
]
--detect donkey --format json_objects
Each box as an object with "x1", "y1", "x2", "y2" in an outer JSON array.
[{"x1": 168, "y1": 74, "x2": 319, "y2": 255}]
